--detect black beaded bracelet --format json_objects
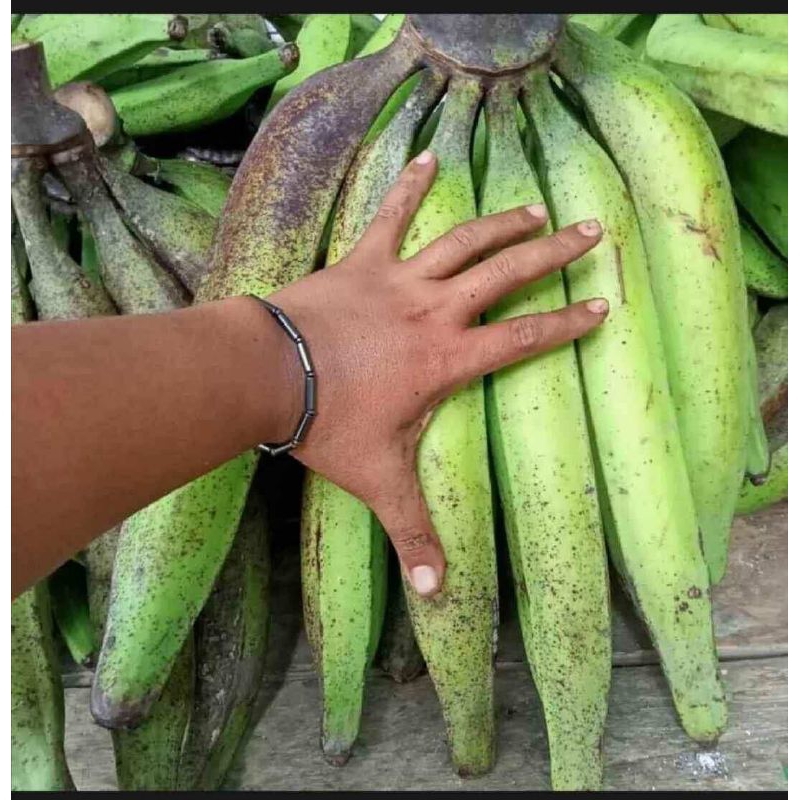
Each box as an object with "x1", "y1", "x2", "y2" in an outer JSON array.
[{"x1": 249, "y1": 294, "x2": 317, "y2": 456}]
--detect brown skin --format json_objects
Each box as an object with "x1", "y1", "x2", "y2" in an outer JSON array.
[{"x1": 11, "y1": 152, "x2": 607, "y2": 600}]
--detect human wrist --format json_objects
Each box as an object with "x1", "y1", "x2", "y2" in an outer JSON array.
[{"x1": 221, "y1": 295, "x2": 304, "y2": 449}]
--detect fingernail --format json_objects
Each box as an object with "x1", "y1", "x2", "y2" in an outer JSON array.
[
  {"x1": 587, "y1": 298, "x2": 609, "y2": 314},
  {"x1": 414, "y1": 149, "x2": 435, "y2": 165},
  {"x1": 578, "y1": 219, "x2": 602, "y2": 236},
  {"x1": 526, "y1": 203, "x2": 548, "y2": 220},
  {"x1": 410, "y1": 565, "x2": 439, "y2": 595}
]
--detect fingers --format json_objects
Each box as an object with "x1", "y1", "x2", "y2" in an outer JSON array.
[
  {"x1": 455, "y1": 298, "x2": 609, "y2": 381},
  {"x1": 413, "y1": 203, "x2": 549, "y2": 278},
  {"x1": 357, "y1": 150, "x2": 439, "y2": 257},
  {"x1": 370, "y1": 463, "x2": 446, "y2": 598},
  {"x1": 451, "y1": 219, "x2": 604, "y2": 318}
]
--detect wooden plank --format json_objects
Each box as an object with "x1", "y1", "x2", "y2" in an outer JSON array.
[{"x1": 63, "y1": 656, "x2": 787, "y2": 791}]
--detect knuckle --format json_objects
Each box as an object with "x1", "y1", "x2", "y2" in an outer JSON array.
[
  {"x1": 509, "y1": 315, "x2": 544, "y2": 351},
  {"x1": 487, "y1": 250, "x2": 516, "y2": 284},
  {"x1": 449, "y1": 222, "x2": 477, "y2": 252},
  {"x1": 396, "y1": 532, "x2": 432, "y2": 553},
  {"x1": 549, "y1": 230, "x2": 575, "y2": 258},
  {"x1": 376, "y1": 201, "x2": 403, "y2": 220}
]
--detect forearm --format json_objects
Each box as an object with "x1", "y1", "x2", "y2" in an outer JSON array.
[{"x1": 11, "y1": 295, "x2": 300, "y2": 595}]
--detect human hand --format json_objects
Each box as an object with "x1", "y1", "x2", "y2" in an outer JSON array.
[{"x1": 268, "y1": 150, "x2": 607, "y2": 598}]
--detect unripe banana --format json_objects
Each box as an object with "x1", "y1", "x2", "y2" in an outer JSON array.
[
  {"x1": 12, "y1": 157, "x2": 117, "y2": 320},
  {"x1": 97, "y1": 155, "x2": 217, "y2": 294},
  {"x1": 557, "y1": 23, "x2": 749, "y2": 587},
  {"x1": 180, "y1": 488, "x2": 270, "y2": 790},
  {"x1": 645, "y1": 14, "x2": 787, "y2": 136},
  {"x1": 56, "y1": 149, "x2": 189, "y2": 314},
  {"x1": 703, "y1": 14, "x2": 788, "y2": 43},
  {"x1": 348, "y1": 14, "x2": 381, "y2": 56},
  {"x1": 49, "y1": 560, "x2": 95, "y2": 668},
  {"x1": 265, "y1": 15, "x2": 351, "y2": 115},
  {"x1": 617, "y1": 14, "x2": 657, "y2": 56},
  {"x1": 99, "y1": 48, "x2": 221, "y2": 93},
  {"x1": 12, "y1": 584, "x2": 75, "y2": 791},
  {"x1": 300, "y1": 69, "x2": 444, "y2": 766},
  {"x1": 753, "y1": 303, "x2": 788, "y2": 439},
  {"x1": 113, "y1": 636, "x2": 194, "y2": 790},
  {"x1": 111, "y1": 44, "x2": 299, "y2": 136},
  {"x1": 524, "y1": 71, "x2": 727, "y2": 743},
  {"x1": 740, "y1": 217, "x2": 787, "y2": 299},
  {"x1": 15, "y1": 14, "x2": 188, "y2": 88},
  {"x1": 91, "y1": 457, "x2": 256, "y2": 729},
  {"x1": 724, "y1": 128, "x2": 787, "y2": 258},
  {"x1": 736, "y1": 442, "x2": 787, "y2": 514},
  {"x1": 399, "y1": 77, "x2": 497, "y2": 777},
  {"x1": 147, "y1": 158, "x2": 232, "y2": 218},
  {"x1": 743, "y1": 330, "x2": 770, "y2": 484},
  {"x1": 485, "y1": 77, "x2": 611, "y2": 790}
]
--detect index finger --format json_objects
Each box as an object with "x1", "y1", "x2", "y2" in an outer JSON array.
[{"x1": 356, "y1": 150, "x2": 439, "y2": 258}]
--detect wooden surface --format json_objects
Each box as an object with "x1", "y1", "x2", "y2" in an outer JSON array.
[{"x1": 62, "y1": 501, "x2": 787, "y2": 790}]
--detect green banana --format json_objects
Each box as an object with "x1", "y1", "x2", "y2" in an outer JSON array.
[
  {"x1": 99, "y1": 48, "x2": 221, "y2": 93},
  {"x1": 79, "y1": 216, "x2": 101, "y2": 285},
  {"x1": 487, "y1": 78, "x2": 610, "y2": 790},
  {"x1": 266, "y1": 14, "x2": 308, "y2": 42},
  {"x1": 12, "y1": 584, "x2": 75, "y2": 791},
  {"x1": 557, "y1": 23, "x2": 749, "y2": 587},
  {"x1": 97, "y1": 155, "x2": 217, "y2": 295},
  {"x1": 743, "y1": 329, "x2": 770, "y2": 484},
  {"x1": 525, "y1": 72, "x2": 727, "y2": 743},
  {"x1": 736, "y1": 442, "x2": 787, "y2": 514},
  {"x1": 300, "y1": 70, "x2": 444, "y2": 766},
  {"x1": 645, "y1": 14, "x2": 787, "y2": 136},
  {"x1": 192, "y1": 493, "x2": 270, "y2": 790},
  {"x1": 56, "y1": 150, "x2": 188, "y2": 313},
  {"x1": 148, "y1": 158, "x2": 232, "y2": 218},
  {"x1": 725, "y1": 128, "x2": 787, "y2": 258},
  {"x1": 703, "y1": 14, "x2": 788, "y2": 43},
  {"x1": 348, "y1": 14, "x2": 381, "y2": 57},
  {"x1": 179, "y1": 488, "x2": 270, "y2": 789},
  {"x1": 11, "y1": 13, "x2": 22, "y2": 31},
  {"x1": 11, "y1": 214, "x2": 35, "y2": 324},
  {"x1": 740, "y1": 217, "x2": 787, "y2": 299},
  {"x1": 83, "y1": 526, "x2": 120, "y2": 649},
  {"x1": 399, "y1": 77, "x2": 497, "y2": 777},
  {"x1": 377, "y1": 553, "x2": 426, "y2": 684},
  {"x1": 12, "y1": 157, "x2": 117, "y2": 320},
  {"x1": 111, "y1": 44, "x2": 299, "y2": 136},
  {"x1": 49, "y1": 560, "x2": 95, "y2": 668},
  {"x1": 207, "y1": 15, "x2": 274, "y2": 59},
  {"x1": 15, "y1": 14, "x2": 189, "y2": 88},
  {"x1": 753, "y1": 303, "x2": 788, "y2": 436},
  {"x1": 617, "y1": 14, "x2": 657, "y2": 56},
  {"x1": 699, "y1": 108, "x2": 745, "y2": 148},
  {"x1": 265, "y1": 15, "x2": 352, "y2": 114},
  {"x1": 113, "y1": 637, "x2": 195, "y2": 790},
  {"x1": 357, "y1": 14, "x2": 405, "y2": 57},
  {"x1": 93, "y1": 34, "x2": 418, "y2": 733},
  {"x1": 570, "y1": 14, "x2": 639, "y2": 38},
  {"x1": 91, "y1": 457, "x2": 255, "y2": 728}
]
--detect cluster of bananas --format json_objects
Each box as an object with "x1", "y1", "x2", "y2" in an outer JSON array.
[{"x1": 11, "y1": 13, "x2": 787, "y2": 792}]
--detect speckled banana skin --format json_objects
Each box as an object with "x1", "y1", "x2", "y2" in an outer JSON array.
[
  {"x1": 525, "y1": 70, "x2": 727, "y2": 744},
  {"x1": 556, "y1": 23, "x2": 749, "y2": 587}
]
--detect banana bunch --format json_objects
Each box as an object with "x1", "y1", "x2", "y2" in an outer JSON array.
[{"x1": 11, "y1": 13, "x2": 789, "y2": 792}]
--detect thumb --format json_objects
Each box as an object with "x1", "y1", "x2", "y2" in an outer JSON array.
[{"x1": 370, "y1": 460, "x2": 446, "y2": 599}]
